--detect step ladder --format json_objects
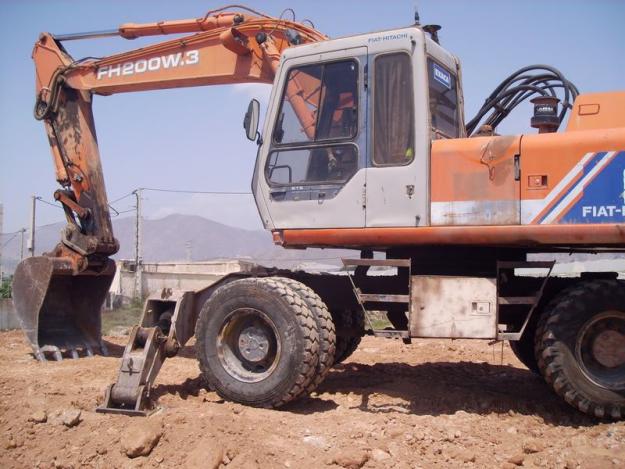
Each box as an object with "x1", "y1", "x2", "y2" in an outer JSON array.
[
  {"x1": 496, "y1": 260, "x2": 555, "y2": 341},
  {"x1": 342, "y1": 258, "x2": 411, "y2": 341}
]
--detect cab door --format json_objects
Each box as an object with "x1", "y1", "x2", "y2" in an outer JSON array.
[
  {"x1": 365, "y1": 39, "x2": 429, "y2": 227},
  {"x1": 256, "y1": 47, "x2": 368, "y2": 230}
]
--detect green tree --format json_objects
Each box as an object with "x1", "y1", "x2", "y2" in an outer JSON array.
[{"x1": 0, "y1": 277, "x2": 12, "y2": 299}]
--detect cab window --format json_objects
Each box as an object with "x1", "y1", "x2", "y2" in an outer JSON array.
[
  {"x1": 372, "y1": 53, "x2": 415, "y2": 166},
  {"x1": 427, "y1": 58, "x2": 459, "y2": 138},
  {"x1": 267, "y1": 59, "x2": 359, "y2": 186},
  {"x1": 266, "y1": 145, "x2": 358, "y2": 185},
  {"x1": 273, "y1": 60, "x2": 358, "y2": 145}
]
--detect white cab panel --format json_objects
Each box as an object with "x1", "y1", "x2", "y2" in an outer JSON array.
[{"x1": 365, "y1": 30, "x2": 429, "y2": 227}]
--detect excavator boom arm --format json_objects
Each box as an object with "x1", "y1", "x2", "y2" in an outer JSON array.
[
  {"x1": 32, "y1": 8, "x2": 326, "y2": 268},
  {"x1": 14, "y1": 6, "x2": 326, "y2": 361}
]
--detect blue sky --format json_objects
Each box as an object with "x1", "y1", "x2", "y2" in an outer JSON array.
[{"x1": 1, "y1": 0, "x2": 624, "y2": 233}]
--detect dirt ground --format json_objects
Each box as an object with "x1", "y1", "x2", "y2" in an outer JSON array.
[{"x1": 0, "y1": 330, "x2": 623, "y2": 469}]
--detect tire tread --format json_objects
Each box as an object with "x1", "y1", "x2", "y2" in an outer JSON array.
[
  {"x1": 534, "y1": 279, "x2": 625, "y2": 420},
  {"x1": 195, "y1": 277, "x2": 320, "y2": 408}
]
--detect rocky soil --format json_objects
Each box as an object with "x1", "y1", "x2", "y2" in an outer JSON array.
[{"x1": 0, "y1": 330, "x2": 623, "y2": 468}]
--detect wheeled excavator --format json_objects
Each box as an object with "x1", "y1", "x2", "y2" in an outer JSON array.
[{"x1": 12, "y1": 5, "x2": 625, "y2": 419}]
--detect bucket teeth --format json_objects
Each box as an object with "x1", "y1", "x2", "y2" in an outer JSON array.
[
  {"x1": 39, "y1": 345, "x2": 63, "y2": 361},
  {"x1": 31, "y1": 343, "x2": 108, "y2": 360}
]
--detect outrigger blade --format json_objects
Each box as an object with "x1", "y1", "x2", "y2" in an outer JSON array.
[{"x1": 12, "y1": 256, "x2": 115, "y2": 361}]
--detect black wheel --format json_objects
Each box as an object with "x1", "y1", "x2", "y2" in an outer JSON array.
[
  {"x1": 510, "y1": 338, "x2": 539, "y2": 374},
  {"x1": 273, "y1": 278, "x2": 336, "y2": 394},
  {"x1": 195, "y1": 277, "x2": 319, "y2": 407},
  {"x1": 535, "y1": 280, "x2": 625, "y2": 419},
  {"x1": 332, "y1": 308, "x2": 365, "y2": 366},
  {"x1": 509, "y1": 316, "x2": 540, "y2": 374}
]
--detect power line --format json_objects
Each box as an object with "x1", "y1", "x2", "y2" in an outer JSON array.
[
  {"x1": 7, "y1": 186, "x2": 251, "y2": 233},
  {"x1": 3, "y1": 220, "x2": 66, "y2": 234},
  {"x1": 2, "y1": 232, "x2": 19, "y2": 248},
  {"x1": 34, "y1": 220, "x2": 66, "y2": 231},
  {"x1": 109, "y1": 191, "x2": 135, "y2": 205},
  {"x1": 140, "y1": 187, "x2": 252, "y2": 195},
  {"x1": 0, "y1": 229, "x2": 24, "y2": 236},
  {"x1": 36, "y1": 198, "x2": 63, "y2": 209},
  {"x1": 115, "y1": 208, "x2": 136, "y2": 215}
]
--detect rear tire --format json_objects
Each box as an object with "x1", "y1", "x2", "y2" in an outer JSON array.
[
  {"x1": 535, "y1": 280, "x2": 625, "y2": 419},
  {"x1": 509, "y1": 317, "x2": 540, "y2": 374},
  {"x1": 273, "y1": 277, "x2": 336, "y2": 394},
  {"x1": 333, "y1": 309, "x2": 365, "y2": 365},
  {"x1": 195, "y1": 277, "x2": 319, "y2": 407},
  {"x1": 510, "y1": 339, "x2": 539, "y2": 374}
]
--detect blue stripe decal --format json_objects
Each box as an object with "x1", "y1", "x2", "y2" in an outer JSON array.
[
  {"x1": 536, "y1": 151, "x2": 606, "y2": 224},
  {"x1": 557, "y1": 151, "x2": 625, "y2": 224}
]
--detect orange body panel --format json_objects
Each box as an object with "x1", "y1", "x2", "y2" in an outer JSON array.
[
  {"x1": 277, "y1": 223, "x2": 625, "y2": 249},
  {"x1": 521, "y1": 127, "x2": 625, "y2": 201},
  {"x1": 430, "y1": 135, "x2": 520, "y2": 225},
  {"x1": 431, "y1": 135, "x2": 520, "y2": 204},
  {"x1": 566, "y1": 91, "x2": 625, "y2": 132}
]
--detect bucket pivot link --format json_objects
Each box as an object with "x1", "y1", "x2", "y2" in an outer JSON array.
[
  {"x1": 97, "y1": 290, "x2": 191, "y2": 416},
  {"x1": 97, "y1": 326, "x2": 170, "y2": 416}
]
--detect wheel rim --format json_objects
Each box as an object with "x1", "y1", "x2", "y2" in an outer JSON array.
[
  {"x1": 575, "y1": 310, "x2": 625, "y2": 391},
  {"x1": 217, "y1": 308, "x2": 281, "y2": 383}
]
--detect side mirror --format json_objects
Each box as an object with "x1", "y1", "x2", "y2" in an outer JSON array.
[{"x1": 243, "y1": 98, "x2": 260, "y2": 142}]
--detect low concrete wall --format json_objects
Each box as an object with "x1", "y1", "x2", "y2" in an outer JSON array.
[
  {"x1": 0, "y1": 298, "x2": 20, "y2": 331},
  {"x1": 110, "y1": 260, "x2": 257, "y2": 301}
]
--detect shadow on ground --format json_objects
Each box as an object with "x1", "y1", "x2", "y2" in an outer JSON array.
[
  {"x1": 302, "y1": 361, "x2": 598, "y2": 427},
  {"x1": 144, "y1": 353, "x2": 599, "y2": 427}
]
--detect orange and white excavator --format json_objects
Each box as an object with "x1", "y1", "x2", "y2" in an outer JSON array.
[{"x1": 13, "y1": 5, "x2": 625, "y2": 419}]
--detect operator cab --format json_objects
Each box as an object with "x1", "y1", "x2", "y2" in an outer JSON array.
[{"x1": 249, "y1": 26, "x2": 464, "y2": 232}]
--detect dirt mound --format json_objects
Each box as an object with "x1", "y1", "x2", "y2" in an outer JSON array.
[{"x1": 0, "y1": 330, "x2": 622, "y2": 468}]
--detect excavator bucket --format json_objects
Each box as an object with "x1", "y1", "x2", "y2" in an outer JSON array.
[{"x1": 12, "y1": 256, "x2": 115, "y2": 361}]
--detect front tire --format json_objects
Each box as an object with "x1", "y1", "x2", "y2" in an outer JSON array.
[
  {"x1": 272, "y1": 277, "x2": 336, "y2": 394},
  {"x1": 333, "y1": 309, "x2": 365, "y2": 365},
  {"x1": 195, "y1": 277, "x2": 319, "y2": 407},
  {"x1": 535, "y1": 280, "x2": 625, "y2": 419}
]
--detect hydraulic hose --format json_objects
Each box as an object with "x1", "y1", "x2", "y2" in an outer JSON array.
[{"x1": 466, "y1": 64, "x2": 579, "y2": 135}]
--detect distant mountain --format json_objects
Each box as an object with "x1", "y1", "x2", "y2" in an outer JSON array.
[
  {"x1": 3, "y1": 214, "x2": 622, "y2": 275},
  {"x1": 0, "y1": 214, "x2": 355, "y2": 273}
]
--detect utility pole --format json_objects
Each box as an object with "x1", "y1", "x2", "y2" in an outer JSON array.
[
  {"x1": 19, "y1": 228, "x2": 26, "y2": 260},
  {"x1": 28, "y1": 195, "x2": 37, "y2": 257},
  {"x1": 185, "y1": 240, "x2": 192, "y2": 262},
  {"x1": 133, "y1": 189, "x2": 143, "y2": 301}
]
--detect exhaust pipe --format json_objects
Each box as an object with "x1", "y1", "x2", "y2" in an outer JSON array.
[{"x1": 12, "y1": 256, "x2": 115, "y2": 361}]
